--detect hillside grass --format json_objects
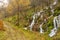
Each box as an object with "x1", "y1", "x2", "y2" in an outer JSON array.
[{"x1": 0, "y1": 20, "x2": 60, "y2": 40}]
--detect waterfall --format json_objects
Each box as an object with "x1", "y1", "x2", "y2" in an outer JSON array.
[
  {"x1": 49, "y1": 16, "x2": 57, "y2": 37},
  {"x1": 49, "y1": 28, "x2": 57, "y2": 37},
  {"x1": 29, "y1": 14, "x2": 35, "y2": 31},
  {"x1": 53, "y1": 17, "x2": 57, "y2": 28},
  {"x1": 49, "y1": 0, "x2": 58, "y2": 37},
  {"x1": 29, "y1": 10, "x2": 44, "y2": 31},
  {"x1": 29, "y1": 0, "x2": 58, "y2": 31},
  {"x1": 49, "y1": 14, "x2": 60, "y2": 37},
  {"x1": 39, "y1": 23, "x2": 44, "y2": 33},
  {"x1": 29, "y1": 0, "x2": 58, "y2": 37}
]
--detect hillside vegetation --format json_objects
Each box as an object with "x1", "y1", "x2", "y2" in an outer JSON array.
[{"x1": 0, "y1": 0, "x2": 60, "y2": 40}]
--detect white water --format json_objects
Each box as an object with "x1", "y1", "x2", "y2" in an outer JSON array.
[
  {"x1": 49, "y1": 0, "x2": 58, "y2": 37},
  {"x1": 53, "y1": 17, "x2": 57, "y2": 28},
  {"x1": 0, "y1": 0, "x2": 9, "y2": 8},
  {"x1": 39, "y1": 0, "x2": 58, "y2": 33},
  {"x1": 49, "y1": 17, "x2": 57, "y2": 37},
  {"x1": 29, "y1": 13, "x2": 35, "y2": 31},
  {"x1": 49, "y1": 28, "x2": 57, "y2": 37},
  {"x1": 29, "y1": 19, "x2": 35, "y2": 31},
  {"x1": 49, "y1": 14, "x2": 60, "y2": 37},
  {"x1": 39, "y1": 23, "x2": 44, "y2": 33},
  {"x1": 29, "y1": 0, "x2": 58, "y2": 37},
  {"x1": 29, "y1": 10, "x2": 43, "y2": 31}
]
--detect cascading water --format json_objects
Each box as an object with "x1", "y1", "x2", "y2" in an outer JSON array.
[
  {"x1": 49, "y1": 14, "x2": 60, "y2": 37},
  {"x1": 49, "y1": 16, "x2": 57, "y2": 37},
  {"x1": 29, "y1": 10, "x2": 43, "y2": 31},
  {"x1": 29, "y1": 0, "x2": 58, "y2": 37},
  {"x1": 29, "y1": 14, "x2": 35, "y2": 31},
  {"x1": 39, "y1": 23, "x2": 44, "y2": 33},
  {"x1": 49, "y1": 0, "x2": 58, "y2": 37},
  {"x1": 53, "y1": 17, "x2": 57, "y2": 28},
  {"x1": 39, "y1": 0, "x2": 58, "y2": 34}
]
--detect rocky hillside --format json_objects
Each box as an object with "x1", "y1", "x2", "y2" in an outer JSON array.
[{"x1": 0, "y1": 0, "x2": 60, "y2": 40}]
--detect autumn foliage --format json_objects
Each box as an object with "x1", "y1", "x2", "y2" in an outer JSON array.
[{"x1": 0, "y1": 20, "x2": 4, "y2": 30}]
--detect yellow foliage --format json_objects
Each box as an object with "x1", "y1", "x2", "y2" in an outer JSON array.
[
  {"x1": 19, "y1": 0, "x2": 30, "y2": 6},
  {"x1": 5, "y1": 0, "x2": 31, "y2": 15}
]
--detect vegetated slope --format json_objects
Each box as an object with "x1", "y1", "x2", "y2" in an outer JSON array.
[
  {"x1": 0, "y1": 0, "x2": 60, "y2": 40},
  {"x1": 4, "y1": 1, "x2": 60, "y2": 29},
  {"x1": 0, "y1": 21, "x2": 60, "y2": 40},
  {"x1": 0, "y1": 21, "x2": 50, "y2": 40}
]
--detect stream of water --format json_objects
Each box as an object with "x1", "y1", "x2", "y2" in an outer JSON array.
[
  {"x1": 39, "y1": 23, "x2": 44, "y2": 33},
  {"x1": 29, "y1": 10, "x2": 43, "y2": 31},
  {"x1": 49, "y1": 16, "x2": 58, "y2": 37}
]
